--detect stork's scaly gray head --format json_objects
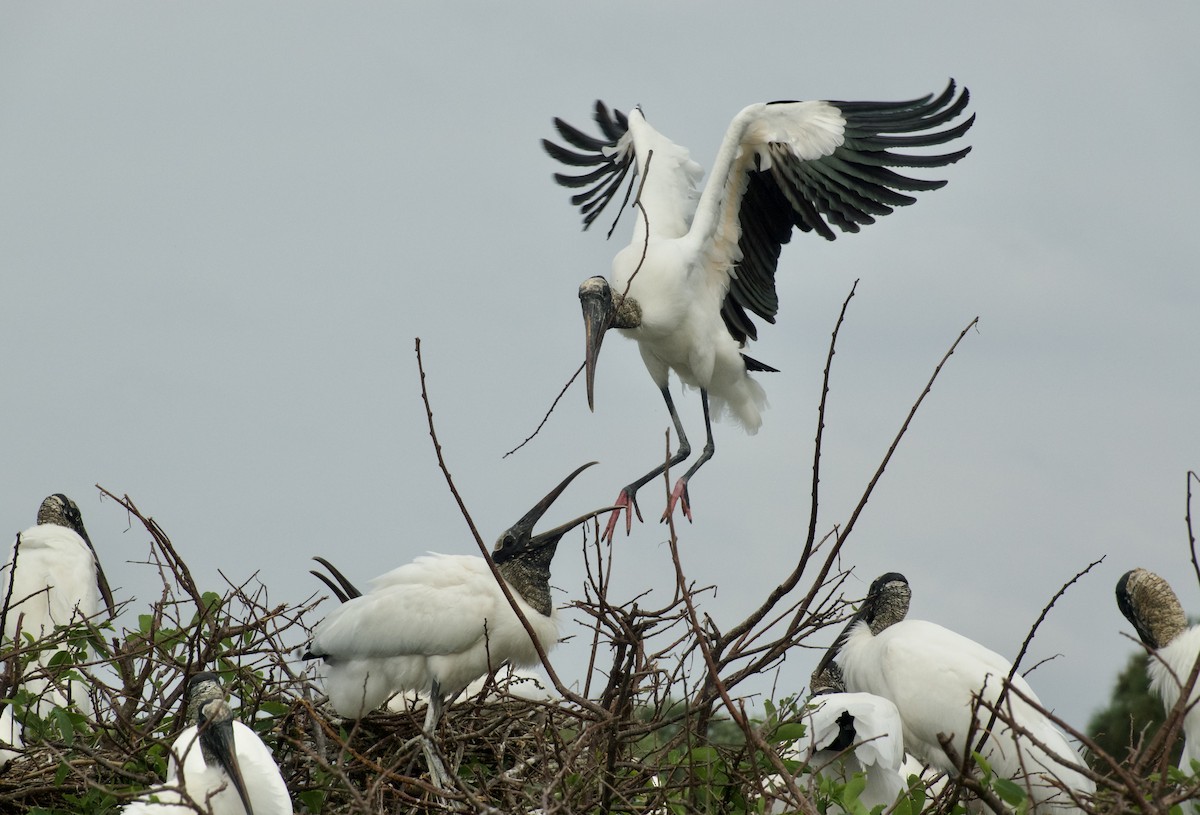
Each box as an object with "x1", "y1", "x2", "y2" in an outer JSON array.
[
  {"x1": 1117, "y1": 568, "x2": 1186, "y2": 650},
  {"x1": 860, "y1": 572, "x2": 912, "y2": 634},
  {"x1": 578, "y1": 276, "x2": 641, "y2": 411},
  {"x1": 813, "y1": 572, "x2": 912, "y2": 679},
  {"x1": 35, "y1": 493, "x2": 117, "y2": 617},
  {"x1": 37, "y1": 493, "x2": 85, "y2": 532},
  {"x1": 810, "y1": 660, "x2": 847, "y2": 697},
  {"x1": 491, "y1": 461, "x2": 615, "y2": 617},
  {"x1": 187, "y1": 672, "x2": 255, "y2": 815}
]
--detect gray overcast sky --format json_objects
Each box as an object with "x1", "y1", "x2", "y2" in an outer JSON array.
[{"x1": 1, "y1": 3, "x2": 1197, "y2": 734}]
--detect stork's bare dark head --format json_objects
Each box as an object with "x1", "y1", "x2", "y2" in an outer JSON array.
[
  {"x1": 492, "y1": 462, "x2": 618, "y2": 617},
  {"x1": 187, "y1": 671, "x2": 256, "y2": 815},
  {"x1": 578, "y1": 277, "x2": 614, "y2": 412},
  {"x1": 37, "y1": 493, "x2": 84, "y2": 533},
  {"x1": 812, "y1": 571, "x2": 912, "y2": 680},
  {"x1": 1117, "y1": 568, "x2": 1186, "y2": 650}
]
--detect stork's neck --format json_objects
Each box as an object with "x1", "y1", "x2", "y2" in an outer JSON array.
[
  {"x1": 611, "y1": 291, "x2": 642, "y2": 330},
  {"x1": 867, "y1": 584, "x2": 911, "y2": 635},
  {"x1": 497, "y1": 546, "x2": 556, "y2": 618}
]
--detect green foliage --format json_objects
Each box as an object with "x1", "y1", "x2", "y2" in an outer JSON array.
[{"x1": 1088, "y1": 650, "x2": 1178, "y2": 766}]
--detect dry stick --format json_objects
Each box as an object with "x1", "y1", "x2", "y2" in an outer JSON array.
[
  {"x1": 717, "y1": 281, "x2": 858, "y2": 656},
  {"x1": 502, "y1": 150, "x2": 654, "y2": 462},
  {"x1": 662, "y1": 513, "x2": 818, "y2": 815},
  {"x1": 721, "y1": 313, "x2": 981, "y2": 690},
  {"x1": 1188, "y1": 470, "x2": 1199, "y2": 589},
  {"x1": 414, "y1": 338, "x2": 606, "y2": 720},
  {"x1": 0, "y1": 533, "x2": 21, "y2": 648},
  {"x1": 503, "y1": 362, "x2": 585, "y2": 458},
  {"x1": 970, "y1": 558, "x2": 1104, "y2": 763}
]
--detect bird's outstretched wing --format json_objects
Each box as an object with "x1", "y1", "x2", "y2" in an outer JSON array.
[
  {"x1": 716, "y1": 81, "x2": 974, "y2": 343},
  {"x1": 542, "y1": 101, "x2": 635, "y2": 236}
]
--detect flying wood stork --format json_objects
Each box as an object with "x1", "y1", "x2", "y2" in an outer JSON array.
[
  {"x1": 0, "y1": 494, "x2": 116, "y2": 766},
  {"x1": 1116, "y1": 568, "x2": 1200, "y2": 773},
  {"x1": 303, "y1": 462, "x2": 610, "y2": 724},
  {"x1": 545, "y1": 82, "x2": 974, "y2": 537},
  {"x1": 815, "y1": 572, "x2": 1094, "y2": 812},
  {"x1": 122, "y1": 672, "x2": 290, "y2": 815}
]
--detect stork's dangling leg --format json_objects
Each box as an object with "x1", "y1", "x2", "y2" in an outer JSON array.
[
  {"x1": 663, "y1": 389, "x2": 714, "y2": 524},
  {"x1": 603, "y1": 385, "x2": 692, "y2": 542},
  {"x1": 420, "y1": 679, "x2": 451, "y2": 788}
]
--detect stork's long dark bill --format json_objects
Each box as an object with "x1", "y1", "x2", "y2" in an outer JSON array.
[
  {"x1": 76, "y1": 525, "x2": 118, "y2": 618},
  {"x1": 495, "y1": 462, "x2": 619, "y2": 561},
  {"x1": 200, "y1": 706, "x2": 255, "y2": 815},
  {"x1": 507, "y1": 461, "x2": 599, "y2": 543},
  {"x1": 579, "y1": 278, "x2": 614, "y2": 412},
  {"x1": 530, "y1": 503, "x2": 624, "y2": 548},
  {"x1": 811, "y1": 603, "x2": 870, "y2": 682}
]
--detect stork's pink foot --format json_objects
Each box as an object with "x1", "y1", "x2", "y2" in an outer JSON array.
[
  {"x1": 602, "y1": 487, "x2": 643, "y2": 543},
  {"x1": 661, "y1": 479, "x2": 693, "y2": 524}
]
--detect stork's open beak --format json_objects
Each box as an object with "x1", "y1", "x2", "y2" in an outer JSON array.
[
  {"x1": 199, "y1": 698, "x2": 255, "y2": 815},
  {"x1": 578, "y1": 277, "x2": 614, "y2": 412},
  {"x1": 494, "y1": 462, "x2": 617, "y2": 561}
]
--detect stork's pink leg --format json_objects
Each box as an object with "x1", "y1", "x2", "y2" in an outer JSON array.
[
  {"x1": 662, "y1": 478, "x2": 694, "y2": 524},
  {"x1": 602, "y1": 487, "x2": 643, "y2": 543}
]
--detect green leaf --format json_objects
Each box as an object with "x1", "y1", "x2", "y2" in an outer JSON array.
[
  {"x1": 993, "y1": 777, "x2": 1027, "y2": 806},
  {"x1": 53, "y1": 708, "x2": 76, "y2": 746},
  {"x1": 772, "y1": 723, "x2": 807, "y2": 743},
  {"x1": 298, "y1": 789, "x2": 325, "y2": 813}
]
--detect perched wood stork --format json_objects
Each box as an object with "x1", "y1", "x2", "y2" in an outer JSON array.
[
  {"x1": 815, "y1": 572, "x2": 1094, "y2": 812},
  {"x1": 303, "y1": 462, "x2": 610, "y2": 724},
  {"x1": 122, "y1": 672, "x2": 290, "y2": 815},
  {"x1": 545, "y1": 82, "x2": 974, "y2": 537},
  {"x1": 308, "y1": 557, "x2": 556, "y2": 710},
  {"x1": 769, "y1": 662, "x2": 910, "y2": 813},
  {"x1": 0, "y1": 493, "x2": 116, "y2": 766},
  {"x1": 1116, "y1": 568, "x2": 1200, "y2": 773}
]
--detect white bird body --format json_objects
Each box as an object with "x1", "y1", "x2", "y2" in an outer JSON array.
[
  {"x1": 305, "y1": 463, "x2": 607, "y2": 728},
  {"x1": 799, "y1": 691, "x2": 909, "y2": 811},
  {"x1": 551, "y1": 85, "x2": 973, "y2": 529},
  {"x1": 1148, "y1": 625, "x2": 1200, "y2": 772},
  {"x1": 123, "y1": 720, "x2": 291, "y2": 815},
  {"x1": 124, "y1": 673, "x2": 291, "y2": 815},
  {"x1": 822, "y1": 574, "x2": 1093, "y2": 812},
  {"x1": 2, "y1": 523, "x2": 103, "y2": 644},
  {"x1": 841, "y1": 618, "x2": 1090, "y2": 795},
  {"x1": 310, "y1": 553, "x2": 559, "y2": 718},
  {"x1": 1, "y1": 495, "x2": 114, "y2": 766}
]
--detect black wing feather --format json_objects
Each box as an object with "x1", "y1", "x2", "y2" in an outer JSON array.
[
  {"x1": 721, "y1": 80, "x2": 973, "y2": 345},
  {"x1": 543, "y1": 100, "x2": 635, "y2": 233}
]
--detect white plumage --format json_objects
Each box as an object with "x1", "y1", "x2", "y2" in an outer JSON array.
[
  {"x1": 547, "y1": 83, "x2": 974, "y2": 534},
  {"x1": 304, "y1": 463, "x2": 607, "y2": 721},
  {"x1": 309, "y1": 553, "x2": 560, "y2": 718},
  {"x1": 818, "y1": 572, "x2": 1093, "y2": 812},
  {"x1": 0, "y1": 494, "x2": 114, "y2": 766},
  {"x1": 122, "y1": 673, "x2": 290, "y2": 815},
  {"x1": 793, "y1": 693, "x2": 908, "y2": 811},
  {"x1": 1116, "y1": 568, "x2": 1200, "y2": 773}
]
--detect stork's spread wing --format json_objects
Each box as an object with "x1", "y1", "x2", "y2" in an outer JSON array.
[
  {"x1": 542, "y1": 101, "x2": 634, "y2": 235},
  {"x1": 720, "y1": 81, "x2": 974, "y2": 343}
]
